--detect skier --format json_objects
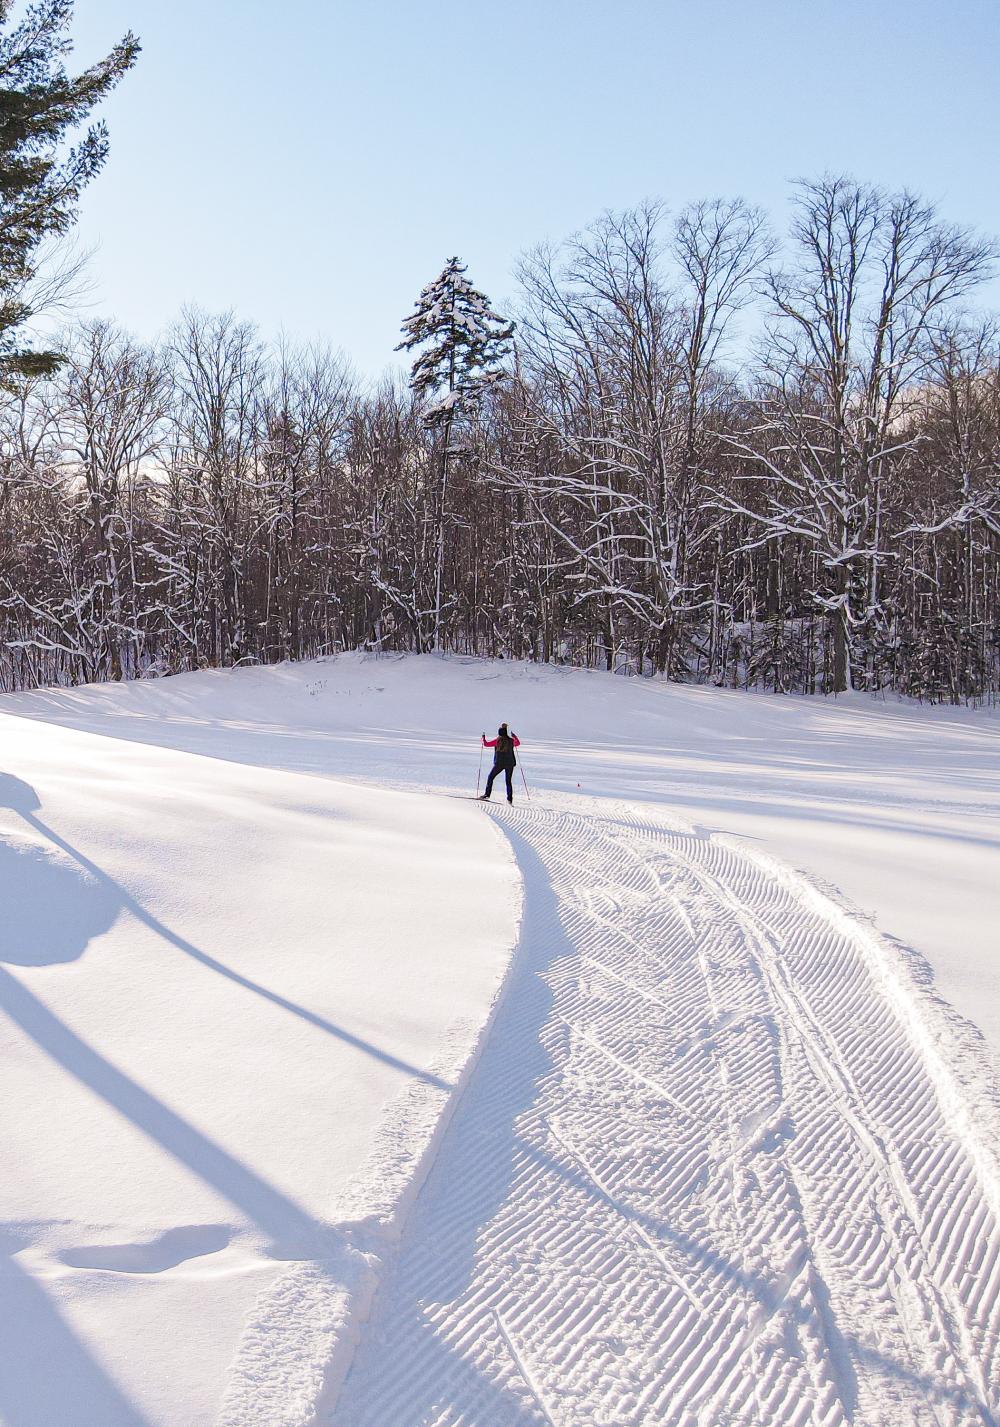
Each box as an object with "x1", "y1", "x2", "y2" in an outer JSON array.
[{"x1": 479, "y1": 723, "x2": 520, "y2": 803}]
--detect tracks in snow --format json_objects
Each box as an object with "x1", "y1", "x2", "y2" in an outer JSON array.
[{"x1": 330, "y1": 802, "x2": 1000, "y2": 1427}]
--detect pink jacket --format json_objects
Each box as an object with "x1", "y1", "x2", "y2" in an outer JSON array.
[{"x1": 482, "y1": 733, "x2": 520, "y2": 748}]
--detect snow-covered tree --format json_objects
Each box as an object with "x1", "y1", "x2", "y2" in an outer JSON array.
[
  {"x1": 396, "y1": 257, "x2": 514, "y2": 648},
  {"x1": 1, "y1": 184, "x2": 998, "y2": 703},
  {"x1": 397, "y1": 256, "x2": 514, "y2": 424},
  {"x1": 722, "y1": 176, "x2": 995, "y2": 693},
  {"x1": 507, "y1": 201, "x2": 768, "y2": 675}
]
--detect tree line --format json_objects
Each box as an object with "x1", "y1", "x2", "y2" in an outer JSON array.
[
  {"x1": 0, "y1": 12, "x2": 997, "y2": 702},
  {"x1": 3, "y1": 182, "x2": 998, "y2": 702}
]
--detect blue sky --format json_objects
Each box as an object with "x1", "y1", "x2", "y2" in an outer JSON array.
[{"x1": 64, "y1": 0, "x2": 1000, "y2": 378}]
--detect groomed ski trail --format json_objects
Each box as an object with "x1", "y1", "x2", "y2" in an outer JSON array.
[{"x1": 330, "y1": 801, "x2": 1000, "y2": 1427}]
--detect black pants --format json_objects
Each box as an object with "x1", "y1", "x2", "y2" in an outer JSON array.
[{"x1": 484, "y1": 763, "x2": 514, "y2": 801}]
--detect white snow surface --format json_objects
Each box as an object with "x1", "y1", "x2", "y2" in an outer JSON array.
[
  {"x1": 1, "y1": 653, "x2": 998, "y2": 1426},
  {"x1": 0, "y1": 667, "x2": 518, "y2": 1427}
]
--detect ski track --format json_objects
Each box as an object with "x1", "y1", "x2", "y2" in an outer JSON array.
[{"x1": 329, "y1": 801, "x2": 1000, "y2": 1427}]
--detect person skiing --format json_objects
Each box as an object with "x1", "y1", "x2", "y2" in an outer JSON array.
[{"x1": 480, "y1": 723, "x2": 520, "y2": 803}]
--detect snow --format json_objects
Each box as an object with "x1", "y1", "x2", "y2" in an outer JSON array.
[
  {"x1": 1, "y1": 653, "x2": 998, "y2": 1424},
  {"x1": 334, "y1": 803, "x2": 1000, "y2": 1425},
  {"x1": 0, "y1": 686, "x2": 518, "y2": 1426}
]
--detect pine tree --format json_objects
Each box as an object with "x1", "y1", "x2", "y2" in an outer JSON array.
[
  {"x1": 396, "y1": 256, "x2": 513, "y2": 648},
  {"x1": 0, "y1": 2, "x2": 139, "y2": 379},
  {"x1": 396, "y1": 256, "x2": 514, "y2": 424}
]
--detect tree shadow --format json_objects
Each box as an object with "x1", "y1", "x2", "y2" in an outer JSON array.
[
  {"x1": 0, "y1": 838, "x2": 120, "y2": 966},
  {"x1": 0, "y1": 1233, "x2": 149, "y2": 1427},
  {"x1": 0, "y1": 777, "x2": 334, "y2": 1250},
  {"x1": 0, "y1": 773, "x2": 449, "y2": 1089},
  {"x1": 0, "y1": 953, "x2": 345, "y2": 1424},
  {"x1": 0, "y1": 966, "x2": 327, "y2": 1257},
  {"x1": 0, "y1": 770, "x2": 405, "y2": 1422}
]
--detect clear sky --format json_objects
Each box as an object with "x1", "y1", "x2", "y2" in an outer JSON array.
[{"x1": 61, "y1": 0, "x2": 1000, "y2": 379}]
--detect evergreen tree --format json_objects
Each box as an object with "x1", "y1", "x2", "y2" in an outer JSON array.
[
  {"x1": 0, "y1": 2, "x2": 139, "y2": 379},
  {"x1": 396, "y1": 257, "x2": 513, "y2": 648},
  {"x1": 396, "y1": 255, "x2": 514, "y2": 425}
]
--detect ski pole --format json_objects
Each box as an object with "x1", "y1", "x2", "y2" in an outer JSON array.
[
  {"x1": 518, "y1": 751, "x2": 531, "y2": 801},
  {"x1": 476, "y1": 737, "x2": 484, "y2": 797}
]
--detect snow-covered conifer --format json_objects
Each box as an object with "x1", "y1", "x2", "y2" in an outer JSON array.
[
  {"x1": 0, "y1": 3, "x2": 139, "y2": 378},
  {"x1": 396, "y1": 258, "x2": 514, "y2": 649},
  {"x1": 396, "y1": 257, "x2": 514, "y2": 426}
]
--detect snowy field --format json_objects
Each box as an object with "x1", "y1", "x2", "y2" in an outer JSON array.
[{"x1": 1, "y1": 653, "x2": 999, "y2": 1425}]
